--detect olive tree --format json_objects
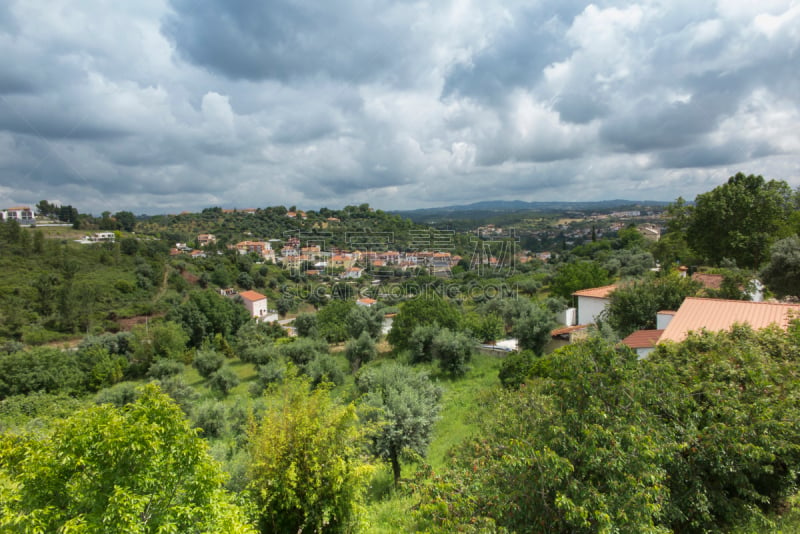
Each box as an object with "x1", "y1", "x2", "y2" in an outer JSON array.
[{"x1": 356, "y1": 363, "x2": 442, "y2": 485}]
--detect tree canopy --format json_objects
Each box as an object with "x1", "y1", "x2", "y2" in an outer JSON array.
[
  {"x1": 549, "y1": 261, "x2": 611, "y2": 300},
  {"x1": 602, "y1": 273, "x2": 700, "y2": 337},
  {"x1": 387, "y1": 296, "x2": 461, "y2": 351},
  {"x1": 686, "y1": 172, "x2": 794, "y2": 268},
  {"x1": 414, "y1": 326, "x2": 800, "y2": 533},
  {"x1": 0, "y1": 384, "x2": 254, "y2": 533}
]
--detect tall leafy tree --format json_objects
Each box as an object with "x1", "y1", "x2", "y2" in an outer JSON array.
[
  {"x1": 346, "y1": 304, "x2": 383, "y2": 340},
  {"x1": 113, "y1": 210, "x2": 136, "y2": 232},
  {"x1": 169, "y1": 289, "x2": 250, "y2": 347},
  {"x1": 316, "y1": 299, "x2": 357, "y2": 343},
  {"x1": 549, "y1": 261, "x2": 611, "y2": 300},
  {"x1": 431, "y1": 329, "x2": 474, "y2": 376},
  {"x1": 344, "y1": 331, "x2": 377, "y2": 371},
  {"x1": 414, "y1": 338, "x2": 669, "y2": 533},
  {"x1": 686, "y1": 173, "x2": 793, "y2": 268},
  {"x1": 602, "y1": 273, "x2": 700, "y2": 337},
  {"x1": 246, "y1": 377, "x2": 373, "y2": 533},
  {"x1": 356, "y1": 363, "x2": 442, "y2": 485},
  {"x1": 387, "y1": 296, "x2": 461, "y2": 351},
  {"x1": 0, "y1": 384, "x2": 254, "y2": 532},
  {"x1": 641, "y1": 325, "x2": 800, "y2": 532}
]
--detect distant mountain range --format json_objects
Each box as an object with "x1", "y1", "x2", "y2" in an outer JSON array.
[{"x1": 393, "y1": 199, "x2": 670, "y2": 222}]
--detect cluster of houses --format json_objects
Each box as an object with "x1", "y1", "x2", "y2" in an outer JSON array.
[
  {"x1": 554, "y1": 270, "x2": 797, "y2": 358},
  {"x1": 171, "y1": 232, "x2": 470, "y2": 278},
  {"x1": 279, "y1": 245, "x2": 464, "y2": 277}
]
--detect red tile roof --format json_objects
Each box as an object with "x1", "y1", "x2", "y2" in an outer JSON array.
[
  {"x1": 239, "y1": 290, "x2": 267, "y2": 302},
  {"x1": 572, "y1": 284, "x2": 619, "y2": 299},
  {"x1": 622, "y1": 329, "x2": 664, "y2": 349},
  {"x1": 659, "y1": 297, "x2": 800, "y2": 343}
]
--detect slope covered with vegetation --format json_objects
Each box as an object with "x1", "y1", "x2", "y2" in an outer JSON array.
[{"x1": 2, "y1": 174, "x2": 800, "y2": 532}]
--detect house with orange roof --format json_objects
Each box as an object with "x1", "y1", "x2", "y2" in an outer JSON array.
[
  {"x1": 197, "y1": 234, "x2": 216, "y2": 247},
  {"x1": 657, "y1": 297, "x2": 800, "y2": 344},
  {"x1": 621, "y1": 298, "x2": 800, "y2": 357},
  {"x1": 356, "y1": 297, "x2": 377, "y2": 307},
  {"x1": 620, "y1": 329, "x2": 664, "y2": 358},
  {"x1": 572, "y1": 284, "x2": 619, "y2": 325},
  {"x1": 239, "y1": 290, "x2": 269, "y2": 319}
]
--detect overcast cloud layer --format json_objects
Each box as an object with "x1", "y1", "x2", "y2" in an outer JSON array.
[{"x1": 1, "y1": 0, "x2": 799, "y2": 214}]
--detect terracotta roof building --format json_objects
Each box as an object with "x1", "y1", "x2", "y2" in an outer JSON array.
[
  {"x1": 658, "y1": 297, "x2": 800, "y2": 344},
  {"x1": 572, "y1": 284, "x2": 619, "y2": 299},
  {"x1": 573, "y1": 284, "x2": 619, "y2": 325},
  {"x1": 621, "y1": 329, "x2": 664, "y2": 358},
  {"x1": 239, "y1": 290, "x2": 268, "y2": 318}
]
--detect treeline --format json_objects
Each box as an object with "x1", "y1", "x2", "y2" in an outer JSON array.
[
  {"x1": 34, "y1": 199, "x2": 79, "y2": 223},
  {"x1": 139, "y1": 202, "x2": 427, "y2": 250}
]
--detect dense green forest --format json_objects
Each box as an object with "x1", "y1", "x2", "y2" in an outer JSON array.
[{"x1": 2, "y1": 173, "x2": 800, "y2": 532}]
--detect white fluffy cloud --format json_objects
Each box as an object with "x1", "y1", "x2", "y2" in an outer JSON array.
[{"x1": 0, "y1": 0, "x2": 798, "y2": 213}]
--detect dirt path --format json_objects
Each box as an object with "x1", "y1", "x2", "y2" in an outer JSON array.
[{"x1": 153, "y1": 265, "x2": 170, "y2": 303}]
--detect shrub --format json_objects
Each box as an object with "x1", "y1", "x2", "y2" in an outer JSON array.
[
  {"x1": 208, "y1": 366, "x2": 240, "y2": 396},
  {"x1": 147, "y1": 359, "x2": 184, "y2": 379},
  {"x1": 193, "y1": 400, "x2": 227, "y2": 437},
  {"x1": 193, "y1": 348, "x2": 224, "y2": 378},
  {"x1": 94, "y1": 382, "x2": 141, "y2": 407},
  {"x1": 344, "y1": 332, "x2": 377, "y2": 371},
  {"x1": 305, "y1": 355, "x2": 346, "y2": 387}
]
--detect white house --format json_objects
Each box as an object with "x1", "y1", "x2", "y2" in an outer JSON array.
[
  {"x1": 572, "y1": 284, "x2": 618, "y2": 325},
  {"x1": 239, "y1": 290, "x2": 269, "y2": 318},
  {"x1": 2, "y1": 206, "x2": 35, "y2": 225},
  {"x1": 344, "y1": 267, "x2": 364, "y2": 279}
]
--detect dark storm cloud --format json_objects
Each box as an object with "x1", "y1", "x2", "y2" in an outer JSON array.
[
  {"x1": 0, "y1": 103, "x2": 129, "y2": 140},
  {"x1": 553, "y1": 93, "x2": 608, "y2": 125},
  {"x1": 655, "y1": 139, "x2": 781, "y2": 170},
  {"x1": 0, "y1": 76, "x2": 34, "y2": 96},
  {"x1": 441, "y1": 2, "x2": 585, "y2": 102},
  {"x1": 163, "y1": 0, "x2": 423, "y2": 84},
  {"x1": 0, "y1": 1, "x2": 799, "y2": 213}
]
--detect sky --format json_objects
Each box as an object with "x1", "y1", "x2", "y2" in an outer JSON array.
[{"x1": 0, "y1": 0, "x2": 799, "y2": 215}]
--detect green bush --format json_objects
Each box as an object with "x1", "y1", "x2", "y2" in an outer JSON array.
[
  {"x1": 114, "y1": 279, "x2": 136, "y2": 294},
  {"x1": 193, "y1": 400, "x2": 227, "y2": 437},
  {"x1": 208, "y1": 366, "x2": 240, "y2": 396},
  {"x1": 193, "y1": 348, "x2": 224, "y2": 378},
  {"x1": 147, "y1": 359, "x2": 184, "y2": 379}
]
